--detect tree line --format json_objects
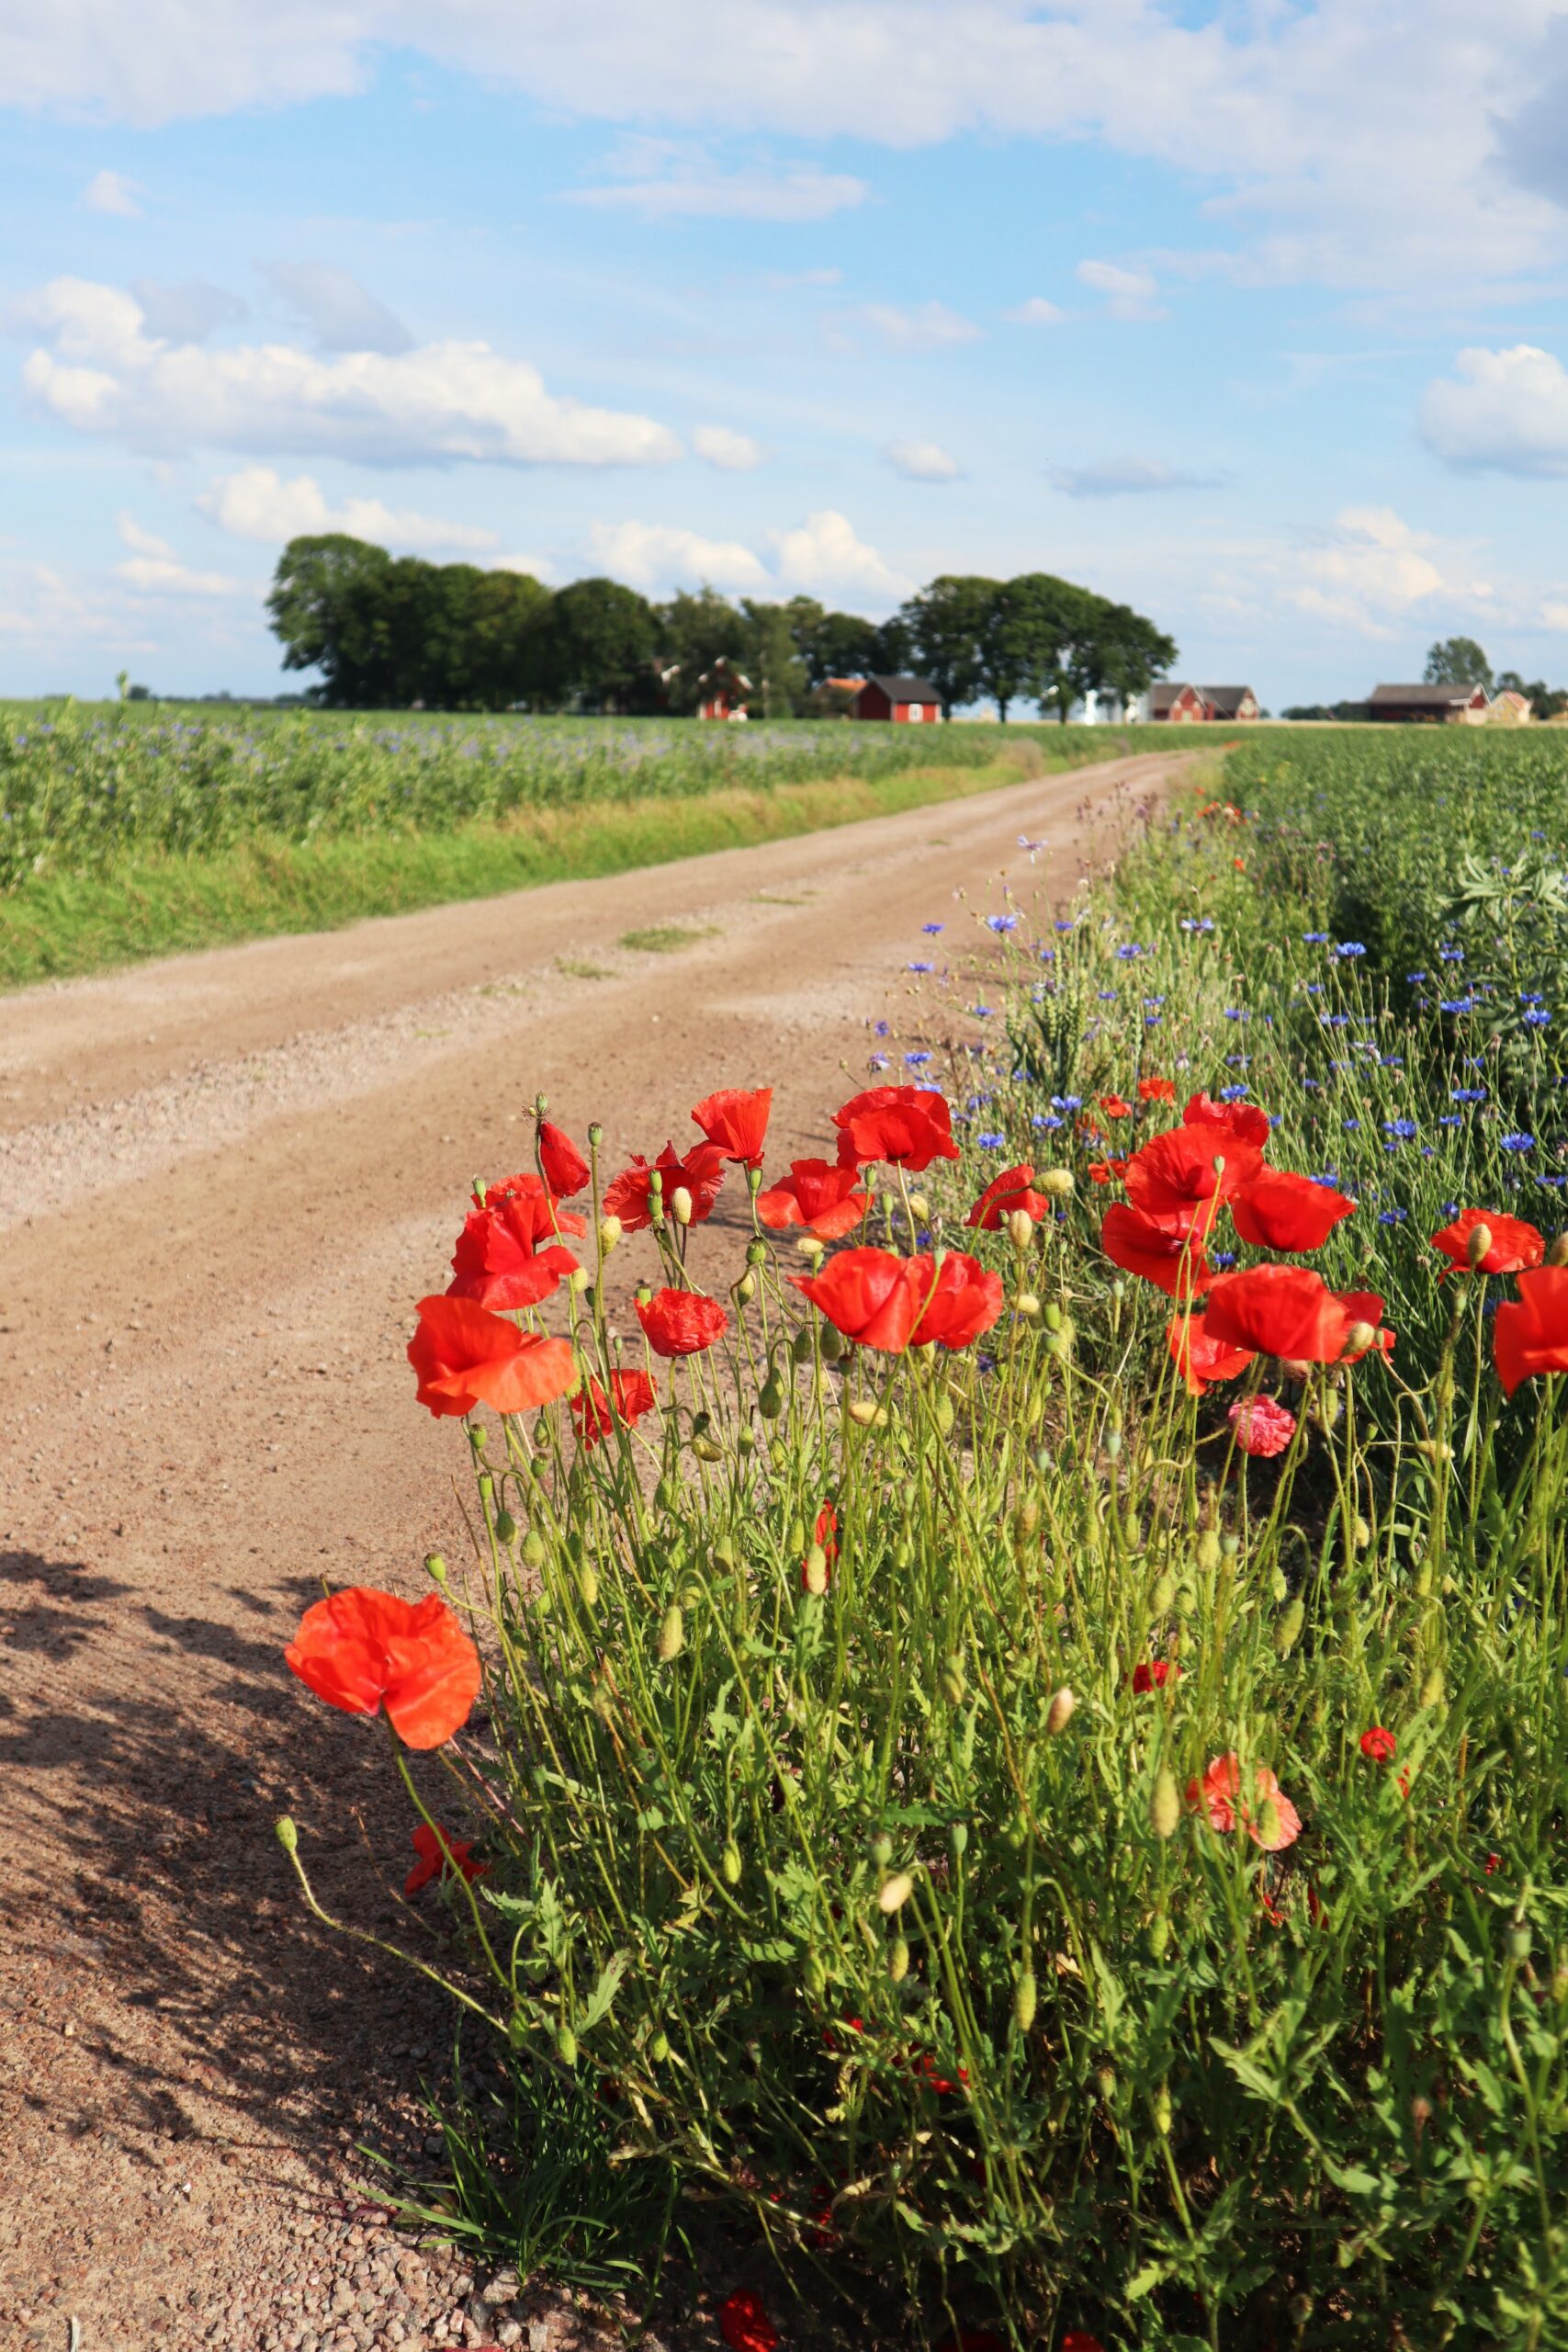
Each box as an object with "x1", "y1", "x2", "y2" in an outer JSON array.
[
  {"x1": 1283, "y1": 637, "x2": 1568, "y2": 724},
  {"x1": 265, "y1": 535, "x2": 1176, "y2": 720}
]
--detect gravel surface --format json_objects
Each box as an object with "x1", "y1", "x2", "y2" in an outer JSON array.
[{"x1": 0, "y1": 752, "x2": 1182, "y2": 2350}]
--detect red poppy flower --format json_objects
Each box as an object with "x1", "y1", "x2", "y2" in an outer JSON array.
[
  {"x1": 1359, "y1": 1726, "x2": 1397, "y2": 1764},
  {"x1": 1495, "y1": 1265, "x2": 1568, "y2": 1396},
  {"x1": 756, "y1": 1159, "x2": 869, "y2": 1239},
  {"x1": 1131, "y1": 1659, "x2": 1179, "y2": 1691},
  {"x1": 570, "y1": 1368, "x2": 659, "y2": 1447},
  {"x1": 404, "y1": 1822, "x2": 489, "y2": 1896},
  {"x1": 536, "y1": 1120, "x2": 590, "y2": 1198},
  {"x1": 286, "y1": 1587, "x2": 481, "y2": 1749},
  {"x1": 447, "y1": 1182, "x2": 583, "y2": 1311},
  {"x1": 692, "y1": 1086, "x2": 773, "y2": 1167},
  {"x1": 1167, "y1": 1309, "x2": 1253, "y2": 1396},
  {"x1": 1087, "y1": 1157, "x2": 1127, "y2": 1186},
  {"x1": 1228, "y1": 1394, "x2": 1297, "y2": 1456},
  {"x1": 815, "y1": 1500, "x2": 839, "y2": 1562},
  {"x1": 718, "y1": 2291, "x2": 778, "y2": 2352},
  {"x1": 1138, "y1": 1075, "x2": 1176, "y2": 1103},
  {"x1": 1061, "y1": 2336, "x2": 1107, "y2": 2352},
  {"x1": 906, "y1": 1251, "x2": 1006, "y2": 1350},
  {"x1": 831, "y1": 1084, "x2": 961, "y2": 1171},
  {"x1": 1336, "y1": 1289, "x2": 1394, "y2": 1363},
  {"x1": 966, "y1": 1162, "x2": 1052, "y2": 1228},
  {"x1": 603, "y1": 1140, "x2": 726, "y2": 1231},
  {"x1": 1186, "y1": 1752, "x2": 1301, "y2": 1850},
  {"x1": 1098, "y1": 1093, "x2": 1132, "y2": 1120},
  {"x1": 409, "y1": 1296, "x2": 579, "y2": 1418},
  {"x1": 1203, "y1": 1264, "x2": 1351, "y2": 1363},
  {"x1": 792, "y1": 1247, "x2": 922, "y2": 1352},
  {"x1": 1183, "y1": 1091, "x2": 1271, "y2": 1150},
  {"x1": 1124, "y1": 1121, "x2": 1264, "y2": 1237},
  {"x1": 635, "y1": 1287, "x2": 728, "y2": 1358},
  {"x1": 1231, "y1": 1168, "x2": 1356, "y2": 1254},
  {"x1": 1430, "y1": 1207, "x2": 1544, "y2": 1277},
  {"x1": 1103, "y1": 1203, "x2": 1211, "y2": 1300},
  {"x1": 913, "y1": 2050, "x2": 969, "y2": 2094}
]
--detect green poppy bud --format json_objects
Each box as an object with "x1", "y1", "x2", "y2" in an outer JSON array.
[
  {"x1": 657, "y1": 1604, "x2": 684, "y2": 1662},
  {"x1": 494, "y1": 1508, "x2": 517, "y2": 1546},
  {"x1": 1013, "y1": 1968, "x2": 1037, "y2": 2035},
  {"x1": 1196, "y1": 1529, "x2": 1222, "y2": 1573},
  {"x1": 804, "y1": 1951, "x2": 827, "y2": 1999},
  {"x1": 1151, "y1": 1770, "x2": 1181, "y2": 1840},
  {"x1": 1151, "y1": 1571, "x2": 1177, "y2": 1615},
  {"x1": 1149, "y1": 1913, "x2": 1170, "y2": 1959},
  {"x1": 578, "y1": 1563, "x2": 600, "y2": 1608},
  {"x1": 887, "y1": 1936, "x2": 909, "y2": 1984},
  {"x1": 758, "y1": 1375, "x2": 784, "y2": 1420},
  {"x1": 791, "y1": 1328, "x2": 815, "y2": 1365},
  {"x1": 1045, "y1": 1685, "x2": 1076, "y2": 1736},
  {"x1": 818, "y1": 1322, "x2": 847, "y2": 1363},
  {"x1": 522, "y1": 1530, "x2": 546, "y2": 1570},
  {"x1": 1276, "y1": 1596, "x2": 1304, "y2": 1657},
  {"x1": 871, "y1": 1833, "x2": 893, "y2": 1867},
  {"x1": 1507, "y1": 1920, "x2": 1532, "y2": 1963},
  {"x1": 274, "y1": 1815, "x2": 298, "y2": 1854},
  {"x1": 1153, "y1": 2084, "x2": 1173, "y2": 2137},
  {"x1": 722, "y1": 1840, "x2": 742, "y2": 1886},
  {"x1": 423, "y1": 1551, "x2": 448, "y2": 1584},
  {"x1": 877, "y1": 1871, "x2": 914, "y2": 1914},
  {"x1": 556, "y1": 2025, "x2": 578, "y2": 2067},
  {"x1": 649, "y1": 2030, "x2": 670, "y2": 2063},
  {"x1": 940, "y1": 1654, "x2": 966, "y2": 1706}
]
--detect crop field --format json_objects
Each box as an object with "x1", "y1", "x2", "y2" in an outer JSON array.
[
  {"x1": 266, "y1": 725, "x2": 1568, "y2": 2346},
  {"x1": 0, "y1": 702, "x2": 1157, "y2": 987}
]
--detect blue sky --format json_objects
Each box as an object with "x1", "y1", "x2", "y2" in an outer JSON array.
[{"x1": 6, "y1": 1, "x2": 1568, "y2": 707}]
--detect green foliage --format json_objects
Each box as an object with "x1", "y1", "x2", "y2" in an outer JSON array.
[{"x1": 1425, "y1": 637, "x2": 1494, "y2": 692}]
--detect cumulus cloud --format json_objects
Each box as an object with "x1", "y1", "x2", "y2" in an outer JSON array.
[
  {"x1": 80, "y1": 168, "x2": 143, "y2": 217},
  {"x1": 1280, "y1": 505, "x2": 1491, "y2": 634},
  {"x1": 826, "y1": 300, "x2": 980, "y2": 354},
  {"x1": 1420, "y1": 344, "x2": 1568, "y2": 476},
  {"x1": 569, "y1": 140, "x2": 866, "y2": 221},
  {"x1": 884, "y1": 438, "x2": 963, "y2": 482},
  {"x1": 770, "y1": 508, "x2": 909, "y2": 602},
  {"x1": 1076, "y1": 259, "x2": 1162, "y2": 320},
  {"x1": 586, "y1": 519, "x2": 771, "y2": 594},
  {"x1": 1050, "y1": 457, "x2": 1223, "y2": 499},
  {"x1": 115, "y1": 511, "x2": 241, "y2": 595},
  {"x1": 261, "y1": 261, "x2": 413, "y2": 355},
  {"x1": 197, "y1": 466, "x2": 501, "y2": 551},
  {"x1": 693, "y1": 424, "x2": 764, "y2": 471},
  {"x1": 1007, "y1": 296, "x2": 1066, "y2": 325},
  {"x1": 13, "y1": 277, "x2": 683, "y2": 469},
  {"x1": 130, "y1": 277, "x2": 247, "y2": 343}
]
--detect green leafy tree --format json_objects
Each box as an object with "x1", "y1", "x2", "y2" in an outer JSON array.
[
  {"x1": 653, "y1": 588, "x2": 750, "y2": 714},
  {"x1": 741, "y1": 600, "x2": 807, "y2": 718},
  {"x1": 901, "y1": 575, "x2": 998, "y2": 718},
  {"x1": 266, "y1": 534, "x2": 395, "y2": 706},
  {"x1": 1424, "y1": 636, "x2": 1493, "y2": 691},
  {"x1": 534, "y1": 578, "x2": 658, "y2": 710},
  {"x1": 985, "y1": 574, "x2": 1096, "y2": 721},
  {"x1": 1072, "y1": 596, "x2": 1179, "y2": 719},
  {"x1": 787, "y1": 600, "x2": 881, "y2": 688}
]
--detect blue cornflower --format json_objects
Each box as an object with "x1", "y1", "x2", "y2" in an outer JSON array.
[
  {"x1": 1525, "y1": 1009, "x2": 1551, "y2": 1029},
  {"x1": 1225, "y1": 1055, "x2": 1251, "y2": 1069},
  {"x1": 1144, "y1": 995, "x2": 1166, "y2": 1009},
  {"x1": 1501, "y1": 1133, "x2": 1536, "y2": 1152},
  {"x1": 1097, "y1": 989, "x2": 1116, "y2": 1001},
  {"x1": 1438, "y1": 944, "x2": 1464, "y2": 962},
  {"x1": 1438, "y1": 1114, "x2": 1463, "y2": 1128},
  {"x1": 1336, "y1": 942, "x2": 1366, "y2": 958},
  {"x1": 1303, "y1": 932, "x2": 1329, "y2": 944},
  {"x1": 1438, "y1": 1000, "x2": 1473, "y2": 1014},
  {"x1": 1303, "y1": 1078, "x2": 1322, "y2": 1091},
  {"x1": 976, "y1": 1131, "x2": 1007, "y2": 1149},
  {"x1": 1540, "y1": 1173, "x2": 1568, "y2": 1189},
  {"x1": 1211, "y1": 1251, "x2": 1237, "y2": 1270},
  {"x1": 1344, "y1": 1118, "x2": 1361, "y2": 1131},
  {"x1": 1052, "y1": 1094, "x2": 1083, "y2": 1110},
  {"x1": 1037, "y1": 947, "x2": 1055, "y2": 962},
  {"x1": 1224, "y1": 1008, "x2": 1249, "y2": 1022},
  {"x1": 1452, "y1": 1088, "x2": 1486, "y2": 1102},
  {"x1": 1032, "y1": 1112, "x2": 1063, "y2": 1131},
  {"x1": 869, "y1": 1053, "x2": 890, "y2": 1070},
  {"x1": 1319, "y1": 1012, "x2": 1349, "y2": 1028},
  {"x1": 1383, "y1": 1119, "x2": 1417, "y2": 1140},
  {"x1": 1305, "y1": 984, "x2": 1323, "y2": 996},
  {"x1": 874, "y1": 1019, "x2": 891, "y2": 1036},
  {"x1": 1406, "y1": 971, "x2": 1427, "y2": 984},
  {"x1": 905, "y1": 1050, "x2": 932, "y2": 1068},
  {"x1": 1521, "y1": 989, "x2": 1546, "y2": 1004},
  {"x1": 921, "y1": 922, "x2": 945, "y2": 934},
  {"x1": 1310, "y1": 1172, "x2": 1340, "y2": 1188},
  {"x1": 1116, "y1": 943, "x2": 1145, "y2": 960},
  {"x1": 1180, "y1": 916, "x2": 1215, "y2": 934},
  {"x1": 1378, "y1": 1208, "x2": 1407, "y2": 1225},
  {"x1": 973, "y1": 1005, "x2": 994, "y2": 1019},
  {"x1": 1055, "y1": 919, "x2": 1077, "y2": 933},
  {"x1": 1382, "y1": 1055, "x2": 1404, "y2": 1068},
  {"x1": 1219, "y1": 1084, "x2": 1251, "y2": 1102},
  {"x1": 987, "y1": 914, "x2": 1019, "y2": 934},
  {"x1": 908, "y1": 960, "x2": 934, "y2": 974}
]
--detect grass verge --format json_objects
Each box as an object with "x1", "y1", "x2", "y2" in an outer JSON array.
[{"x1": 1, "y1": 747, "x2": 1136, "y2": 991}]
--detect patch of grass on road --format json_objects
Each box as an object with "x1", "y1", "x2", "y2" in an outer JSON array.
[
  {"x1": 0, "y1": 746, "x2": 1141, "y2": 992},
  {"x1": 618, "y1": 923, "x2": 719, "y2": 954}
]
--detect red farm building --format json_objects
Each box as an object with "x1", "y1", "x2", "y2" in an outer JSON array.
[
  {"x1": 1365, "y1": 682, "x2": 1490, "y2": 724},
  {"x1": 1149, "y1": 682, "x2": 1259, "y2": 722},
  {"x1": 696, "y1": 659, "x2": 752, "y2": 721},
  {"x1": 852, "y1": 673, "x2": 943, "y2": 723}
]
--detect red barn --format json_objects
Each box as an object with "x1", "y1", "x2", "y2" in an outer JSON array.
[
  {"x1": 1148, "y1": 682, "x2": 1210, "y2": 723},
  {"x1": 852, "y1": 673, "x2": 943, "y2": 723},
  {"x1": 1366, "y1": 682, "x2": 1490, "y2": 724}
]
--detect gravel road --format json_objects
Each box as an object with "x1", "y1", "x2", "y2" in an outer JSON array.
[{"x1": 0, "y1": 748, "x2": 1183, "y2": 2351}]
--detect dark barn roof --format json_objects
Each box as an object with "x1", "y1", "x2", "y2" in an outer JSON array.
[
  {"x1": 1148, "y1": 681, "x2": 1200, "y2": 711},
  {"x1": 861, "y1": 673, "x2": 942, "y2": 702},
  {"x1": 1369, "y1": 682, "x2": 1484, "y2": 707},
  {"x1": 1201, "y1": 684, "x2": 1256, "y2": 716}
]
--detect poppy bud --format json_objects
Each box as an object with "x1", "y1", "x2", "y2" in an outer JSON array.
[
  {"x1": 649, "y1": 2029, "x2": 670, "y2": 2062},
  {"x1": 494, "y1": 1508, "x2": 517, "y2": 1545},
  {"x1": 1342, "y1": 1319, "x2": 1377, "y2": 1360},
  {"x1": 1196, "y1": 1529, "x2": 1221, "y2": 1573},
  {"x1": 1276, "y1": 1595, "x2": 1304, "y2": 1657},
  {"x1": 1015, "y1": 1492, "x2": 1041, "y2": 1539},
  {"x1": 758, "y1": 1374, "x2": 784, "y2": 1420},
  {"x1": 468, "y1": 1422, "x2": 487, "y2": 1451},
  {"x1": 1153, "y1": 2084, "x2": 1172, "y2": 2136},
  {"x1": 878, "y1": 1871, "x2": 914, "y2": 1914},
  {"x1": 1004, "y1": 1207, "x2": 1034, "y2": 1252},
  {"x1": 578, "y1": 1563, "x2": 600, "y2": 1608},
  {"x1": 275, "y1": 1815, "x2": 299, "y2": 1854},
  {"x1": 1104, "y1": 1427, "x2": 1122, "y2": 1460},
  {"x1": 657, "y1": 1604, "x2": 684, "y2": 1661},
  {"x1": 1013, "y1": 1966, "x2": 1037, "y2": 2034},
  {"x1": 522, "y1": 1530, "x2": 546, "y2": 1569},
  {"x1": 746, "y1": 1238, "x2": 768, "y2": 1267},
  {"x1": 1151, "y1": 1570, "x2": 1176, "y2": 1614},
  {"x1": 1045, "y1": 1686, "x2": 1076, "y2": 1736},
  {"x1": 1354, "y1": 1515, "x2": 1371, "y2": 1550},
  {"x1": 1506, "y1": 1919, "x2": 1532, "y2": 1963},
  {"x1": 1212, "y1": 1152, "x2": 1226, "y2": 1178},
  {"x1": 722, "y1": 1839, "x2": 742, "y2": 1885},
  {"x1": 950, "y1": 1821, "x2": 968, "y2": 1857},
  {"x1": 1038, "y1": 1168, "x2": 1074, "y2": 1198},
  {"x1": 1097, "y1": 2064, "x2": 1117, "y2": 2103},
  {"x1": 556, "y1": 2025, "x2": 578, "y2": 2067},
  {"x1": 1256, "y1": 1796, "x2": 1282, "y2": 1847},
  {"x1": 797, "y1": 1234, "x2": 826, "y2": 1261},
  {"x1": 693, "y1": 1436, "x2": 723, "y2": 1462},
  {"x1": 1043, "y1": 1300, "x2": 1063, "y2": 1331},
  {"x1": 888, "y1": 1935, "x2": 910, "y2": 1984},
  {"x1": 670, "y1": 1185, "x2": 694, "y2": 1227},
  {"x1": 1551, "y1": 1231, "x2": 1568, "y2": 1268},
  {"x1": 907, "y1": 1191, "x2": 931, "y2": 1222},
  {"x1": 1420, "y1": 1665, "x2": 1446, "y2": 1708},
  {"x1": 1150, "y1": 1770, "x2": 1180, "y2": 1839},
  {"x1": 847, "y1": 1397, "x2": 879, "y2": 1427},
  {"x1": 424, "y1": 1551, "x2": 448, "y2": 1584},
  {"x1": 871, "y1": 1833, "x2": 893, "y2": 1866},
  {"x1": 804, "y1": 1951, "x2": 828, "y2": 1998},
  {"x1": 1220, "y1": 1531, "x2": 1239, "y2": 1558},
  {"x1": 1015, "y1": 1290, "x2": 1042, "y2": 1317},
  {"x1": 803, "y1": 1544, "x2": 829, "y2": 1596},
  {"x1": 934, "y1": 1392, "x2": 955, "y2": 1435},
  {"x1": 599, "y1": 1215, "x2": 622, "y2": 1253},
  {"x1": 478, "y1": 1472, "x2": 494, "y2": 1507},
  {"x1": 1466, "y1": 1221, "x2": 1494, "y2": 1269},
  {"x1": 940, "y1": 1654, "x2": 966, "y2": 1706}
]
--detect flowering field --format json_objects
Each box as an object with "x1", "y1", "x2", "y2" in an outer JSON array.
[{"x1": 275, "y1": 759, "x2": 1568, "y2": 2349}]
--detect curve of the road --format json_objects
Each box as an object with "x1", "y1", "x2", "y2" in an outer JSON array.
[{"x1": 0, "y1": 747, "x2": 1188, "y2": 2350}]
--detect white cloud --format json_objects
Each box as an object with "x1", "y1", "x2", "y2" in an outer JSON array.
[
  {"x1": 130, "y1": 277, "x2": 247, "y2": 342},
  {"x1": 1007, "y1": 297, "x2": 1066, "y2": 326},
  {"x1": 1076, "y1": 259, "x2": 1162, "y2": 320},
  {"x1": 262, "y1": 260, "x2": 412, "y2": 355},
  {"x1": 771, "y1": 508, "x2": 909, "y2": 602},
  {"x1": 586, "y1": 520, "x2": 771, "y2": 594},
  {"x1": 197, "y1": 465, "x2": 501, "y2": 551},
  {"x1": 884, "y1": 437, "x2": 962, "y2": 482},
  {"x1": 13, "y1": 6, "x2": 1568, "y2": 293},
  {"x1": 114, "y1": 515, "x2": 242, "y2": 596},
  {"x1": 80, "y1": 168, "x2": 142, "y2": 217},
  {"x1": 14, "y1": 277, "x2": 683, "y2": 469},
  {"x1": 1420, "y1": 344, "x2": 1568, "y2": 477},
  {"x1": 569, "y1": 140, "x2": 866, "y2": 221},
  {"x1": 1280, "y1": 505, "x2": 1490, "y2": 634},
  {"x1": 827, "y1": 300, "x2": 980, "y2": 353},
  {"x1": 1050, "y1": 457, "x2": 1223, "y2": 498},
  {"x1": 117, "y1": 510, "x2": 175, "y2": 558},
  {"x1": 693, "y1": 424, "x2": 764, "y2": 471}
]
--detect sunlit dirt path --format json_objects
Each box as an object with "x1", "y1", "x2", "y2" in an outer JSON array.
[{"x1": 0, "y1": 749, "x2": 1187, "y2": 2351}]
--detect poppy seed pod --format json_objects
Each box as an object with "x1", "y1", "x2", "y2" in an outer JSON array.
[
  {"x1": 1045, "y1": 1685, "x2": 1076, "y2": 1736},
  {"x1": 670, "y1": 1185, "x2": 694, "y2": 1227},
  {"x1": 877, "y1": 1870, "x2": 915, "y2": 1913},
  {"x1": 908, "y1": 1193, "x2": 930, "y2": 1223},
  {"x1": 424, "y1": 1551, "x2": 448, "y2": 1583},
  {"x1": 275, "y1": 1815, "x2": 299, "y2": 1854},
  {"x1": 657, "y1": 1603, "x2": 684, "y2": 1662},
  {"x1": 1006, "y1": 1207, "x2": 1034, "y2": 1251},
  {"x1": 1151, "y1": 1770, "x2": 1180, "y2": 1839},
  {"x1": 1466, "y1": 1220, "x2": 1495, "y2": 1269}
]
